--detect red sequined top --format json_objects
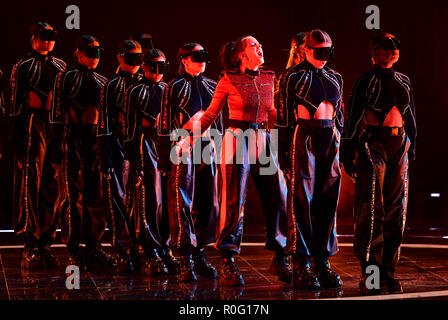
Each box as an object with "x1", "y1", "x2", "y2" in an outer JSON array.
[{"x1": 199, "y1": 67, "x2": 276, "y2": 132}]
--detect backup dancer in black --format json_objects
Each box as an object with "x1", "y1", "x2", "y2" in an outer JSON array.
[
  {"x1": 123, "y1": 49, "x2": 179, "y2": 275},
  {"x1": 97, "y1": 40, "x2": 143, "y2": 272},
  {"x1": 9, "y1": 22, "x2": 66, "y2": 269},
  {"x1": 51, "y1": 35, "x2": 114, "y2": 269},
  {"x1": 277, "y1": 29, "x2": 344, "y2": 290},
  {"x1": 158, "y1": 43, "x2": 222, "y2": 282},
  {"x1": 341, "y1": 33, "x2": 416, "y2": 295}
]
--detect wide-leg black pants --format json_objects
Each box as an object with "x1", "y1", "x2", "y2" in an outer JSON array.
[
  {"x1": 12, "y1": 109, "x2": 59, "y2": 251},
  {"x1": 60, "y1": 125, "x2": 107, "y2": 253},
  {"x1": 128, "y1": 130, "x2": 167, "y2": 251},
  {"x1": 168, "y1": 137, "x2": 219, "y2": 251},
  {"x1": 353, "y1": 127, "x2": 410, "y2": 278},
  {"x1": 102, "y1": 136, "x2": 132, "y2": 255},
  {"x1": 286, "y1": 119, "x2": 341, "y2": 260}
]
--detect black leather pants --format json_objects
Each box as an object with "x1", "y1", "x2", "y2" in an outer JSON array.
[
  {"x1": 128, "y1": 131, "x2": 166, "y2": 251},
  {"x1": 214, "y1": 128, "x2": 288, "y2": 255},
  {"x1": 286, "y1": 119, "x2": 341, "y2": 260},
  {"x1": 102, "y1": 136, "x2": 132, "y2": 255},
  {"x1": 60, "y1": 125, "x2": 107, "y2": 253},
  {"x1": 168, "y1": 138, "x2": 219, "y2": 252},
  {"x1": 12, "y1": 109, "x2": 59, "y2": 251},
  {"x1": 353, "y1": 127, "x2": 410, "y2": 278}
]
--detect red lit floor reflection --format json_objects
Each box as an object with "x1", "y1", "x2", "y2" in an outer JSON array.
[{"x1": 1, "y1": 234, "x2": 448, "y2": 300}]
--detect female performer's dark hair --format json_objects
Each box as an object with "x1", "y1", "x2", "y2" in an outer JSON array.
[
  {"x1": 286, "y1": 32, "x2": 306, "y2": 68},
  {"x1": 76, "y1": 35, "x2": 98, "y2": 51},
  {"x1": 144, "y1": 48, "x2": 166, "y2": 64},
  {"x1": 117, "y1": 39, "x2": 141, "y2": 54},
  {"x1": 305, "y1": 29, "x2": 332, "y2": 47},
  {"x1": 219, "y1": 36, "x2": 250, "y2": 71}
]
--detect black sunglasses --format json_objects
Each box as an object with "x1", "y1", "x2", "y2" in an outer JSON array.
[
  {"x1": 182, "y1": 49, "x2": 210, "y2": 63},
  {"x1": 376, "y1": 37, "x2": 400, "y2": 51},
  {"x1": 120, "y1": 52, "x2": 144, "y2": 66},
  {"x1": 36, "y1": 29, "x2": 57, "y2": 41},
  {"x1": 81, "y1": 45, "x2": 104, "y2": 59},
  {"x1": 145, "y1": 61, "x2": 169, "y2": 74},
  {"x1": 308, "y1": 46, "x2": 334, "y2": 62}
]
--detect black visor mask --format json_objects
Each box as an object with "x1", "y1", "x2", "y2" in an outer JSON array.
[
  {"x1": 121, "y1": 52, "x2": 144, "y2": 66},
  {"x1": 82, "y1": 46, "x2": 103, "y2": 59},
  {"x1": 183, "y1": 49, "x2": 210, "y2": 63},
  {"x1": 377, "y1": 37, "x2": 400, "y2": 51},
  {"x1": 36, "y1": 29, "x2": 57, "y2": 41},
  {"x1": 309, "y1": 46, "x2": 334, "y2": 62},
  {"x1": 146, "y1": 61, "x2": 169, "y2": 74}
]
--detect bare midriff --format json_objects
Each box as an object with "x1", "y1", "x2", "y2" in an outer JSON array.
[
  {"x1": 27, "y1": 91, "x2": 52, "y2": 110},
  {"x1": 141, "y1": 117, "x2": 152, "y2": 128},
  {"x1": 297, "y1": 101, "x2": 334, "y2": 120},
  {"x1": 364, "y1": 106, "x2": 403, "y2": 127},
  {"x1": 69, "y1": 106, "x2": 98, "y2": 125}
]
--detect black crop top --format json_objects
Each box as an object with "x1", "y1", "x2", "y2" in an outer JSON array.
[
  {"x1": 343, "y1": 65, "x2": 417, "y2": 159},
  {"x1": 276, "y1": 59, "x2": 344, "y2": 132}
]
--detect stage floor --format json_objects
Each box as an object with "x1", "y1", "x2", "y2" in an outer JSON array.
[{"x1": 1, "y1": 236, "x2": 448, "y2": 301}]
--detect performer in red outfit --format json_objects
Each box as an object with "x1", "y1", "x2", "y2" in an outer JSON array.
[{"x1": 199, "y1": 36, "x2": 290, "y2": 287}]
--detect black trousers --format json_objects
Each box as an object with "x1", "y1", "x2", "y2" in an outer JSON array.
[
  {"x1": 168, "y1": 138, "x2": 219, "y2": 252},
  {"x1": 353, "y1": 127, "x2": 410, "y2": 278},
  {"x1": 128, "y1": 131, "x2": 167, "y2": 251},
  {"x1": 102, "y1": 136, "x2": 132, "y2": 255},
  {"x1": 12, "y1": 109, "x2": 59, "y2": 251},
  {"x1": 60, "y1": 125, "x2": 107, "y2": 253},
  {"x1": 286, "y1": 119, "x2": 341, "y2": 260},
  {"x1": 214, "y1": 128, "x2": 288, "y2": 255}
]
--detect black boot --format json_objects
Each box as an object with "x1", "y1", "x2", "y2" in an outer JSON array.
[
  {"x1": 145, "y1": 249, "x2": 169, "y2": 275},
  {"x1": 192, "y1": 248, "x2": 217, "y2": 279},
  {"x1": 386, "y1": 277, "x2": 403, "y2": 294},
  {"x1": 159, "y1": 247, "x2": 180, "y2": 275},
  {"x1": 292, "y1": 256, "x2": 320, "y2": 290},
  {"x1": 115, "y1": 250, "x2": 134, "y2": 274},
  {"x1": 219, "y1": 255, "x2": 244, "y2": 287},
  {"x1": 179, "y1": 254, "x2": 197, "y2": 283},
  {"x1": 21, "y1": 249, "x2": 42, "y2": 270},
  {"x1": 315, "y1": 258, "x2": 343, "y2": 288},
  {"x1": 268, "y1": 251, "x2": 293, "y2": 283},
  {"x1": 40, "y1": 247, "x2": 59, "y2": 269},
  {"x1": 85, "y1": 244, "x2": 116, "y2": 270}
]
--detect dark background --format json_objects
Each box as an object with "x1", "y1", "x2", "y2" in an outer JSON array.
[{"x1": 0, "y1": 0, "x2": 446, "y2": 233}]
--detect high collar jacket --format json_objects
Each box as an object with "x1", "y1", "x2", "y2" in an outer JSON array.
[
  {"x1": 159, "y1": 73, "x2": 222, "y2": 136},
  {"x1": 97, "y1": 70, "x2": 142, "y2": 137},
  {"x1": 342, "y1": 65, "x2": 417, "y2": 158},
  {"x1": 276, "y1": 60, "x2": 344, "y2": 133},
  {"x1": 50, "y1": 64, "x2": 107, "y2": 125},
  {"x1": 124, "y1": 77, "x2": 167, "y2": 143},
  {"x1": 10, "y1": 51, "x2": 66, "y2": 117},
  {"x1": 199, "y1": 68, "x2": 276, "y2": 133}
]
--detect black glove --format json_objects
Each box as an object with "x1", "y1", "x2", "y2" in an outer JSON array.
[
  {"x1": 100, "y1": 157, "x2": 114, "y2": 174},
  {"x1": 340, "y1": 139, "x2": 358, "y2": 179}
]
